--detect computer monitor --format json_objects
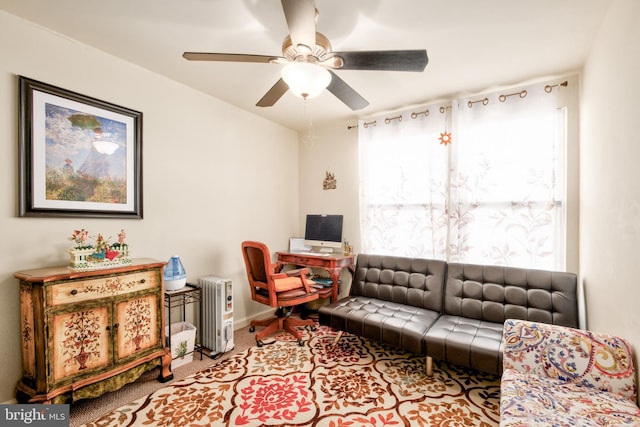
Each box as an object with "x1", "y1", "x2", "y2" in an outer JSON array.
[{"x1": 304, "y1": 214, "x2": 343, "y2": 253}]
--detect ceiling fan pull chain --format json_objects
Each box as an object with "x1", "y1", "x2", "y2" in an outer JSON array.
[
  {"x1": 302, "y1": 98, "x2": 317, "y2": 148},
  {"x1": 305, "y1": 98, "x2": 312, "y2": 127}
]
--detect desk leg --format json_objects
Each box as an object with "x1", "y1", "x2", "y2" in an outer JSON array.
[
  {"x1": 328, "y1": 268, "x2": 341, "y2": 302},
  {"x1": 327, "y1": 265, "x2": 355, "y2": 303}
]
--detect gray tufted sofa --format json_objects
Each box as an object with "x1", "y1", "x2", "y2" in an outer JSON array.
[
  {"x1": 318, "y1": 255, "x2": 446, "y2": 355},
  {"x1": 318, "y1": 254, "x2": 578, "y2": 376}
]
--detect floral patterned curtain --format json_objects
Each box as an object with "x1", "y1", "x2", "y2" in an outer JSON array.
[
  {"x1": 358, "y1": 105, "x2": 449, "y2": 259},
  {"x1": 358, "y1": 83, "x2": 566, "y2": 270}
]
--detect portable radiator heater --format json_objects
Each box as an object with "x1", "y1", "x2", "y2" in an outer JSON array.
[{"x1": 196, "y1": 275, "x2": 234, "y2": 355}]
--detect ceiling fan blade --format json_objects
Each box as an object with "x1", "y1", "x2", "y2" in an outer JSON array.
[
  {"x1": 256, "y1": 78, "x2": 289, "y2": 107},
  {"x1": 183, "y1": 52, "x2": 277, "y2": 63},
  {"x1": 334, "y1": 50, "x2": 429, "y2": 72},
  {"x1": 327, "y1": 71, "x2": 369, "y2": 111},
  {"x1": 281, "y1": 0, "x2": 316, "y2": 52}
]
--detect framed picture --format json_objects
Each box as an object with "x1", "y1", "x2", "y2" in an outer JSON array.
[{"x1": 19, "y1": 76, "x2": 143, "y2": 218}]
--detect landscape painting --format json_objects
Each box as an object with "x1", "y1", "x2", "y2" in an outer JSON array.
[
  {"x1": 46, "y1": 103, "x2": 127, "y2": 203},
  {"x1": 19, "y1": 77, "x2": 142, "y2": 218}
]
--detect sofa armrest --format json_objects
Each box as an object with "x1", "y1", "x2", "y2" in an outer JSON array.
[{"x1": 502, "y1": 318, "x2": 637, "y2": 402}]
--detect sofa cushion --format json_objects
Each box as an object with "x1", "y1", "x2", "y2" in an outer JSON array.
[
  {"x1": 420, "y1": 263, "x2": 578, "y2": 375},
  {"x1": 425, "y1": 315, "x2": 504, "y2": 374},
  {"x1": 318, "y1": 296, "x2": 440, "y2": 354},
  {"x1": 319, "y1": 254, "x2": 446, "y2": 355},
  {"x1": 349, "y1": 254, "x2": 446, "y2": 313},
  {"x1": 445, "y1": 263, "x2": 578, "y2": 327},
  {"x1": 500, "y1": 369, "x2": 640, "y2": 427}
]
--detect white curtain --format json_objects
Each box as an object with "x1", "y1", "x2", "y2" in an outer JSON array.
[
  {"x1": 358, "y1": 107, "x2": 449, "y2": 258},
  {"x1": 359, "y1": 82, "x2": 567, "y2": 270}
]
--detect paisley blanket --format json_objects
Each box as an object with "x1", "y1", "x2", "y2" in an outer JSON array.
[{"x1": 501, "y1": 319, "x2": 640, "y2": 426}]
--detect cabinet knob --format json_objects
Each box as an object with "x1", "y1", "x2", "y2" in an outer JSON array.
[
  {"x1": 70, "y1": 289, "x2": 78, "y2": 296},
  {"x1": 140, "y1": 279, "x2": 146, "y2": 284},
  {"x1": 106, "y1": 323, "x2": 120, "y2": 336}
]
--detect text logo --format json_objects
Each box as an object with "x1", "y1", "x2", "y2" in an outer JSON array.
[{"x1": 1, "y1": 404, "x2": 69, "y2": 426}]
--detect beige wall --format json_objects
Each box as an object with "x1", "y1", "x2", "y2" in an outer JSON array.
[
  {"x1": 0, "y1": 11, "x2": 299, "y2": 403},
  {"x1": 580, "y1": 0, "x2": 640, "y2": 356},
  {"x1": 297, "y1": 123, "x2": 360, "y2": 250},
  {"x1": 297, "y1": 122, "x2": 360, "y2": 299}
]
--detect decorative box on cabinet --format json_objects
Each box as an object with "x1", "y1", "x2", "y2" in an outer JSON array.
[{"x1": 15, "y1": 258, "x2": 173, "y2": 404}]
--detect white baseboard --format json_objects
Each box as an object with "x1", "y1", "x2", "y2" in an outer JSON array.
[{"x1": 233, "y1": 306, "x2": 276, "y2": 330}]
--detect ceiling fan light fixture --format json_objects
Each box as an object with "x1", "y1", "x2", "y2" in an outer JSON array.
[{"x1": 281, "y1": 62, "x2": 331, "y2": 99}]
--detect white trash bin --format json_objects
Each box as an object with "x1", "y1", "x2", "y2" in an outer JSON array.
[{"x1": 165, "y1": 321, "x2": 196, "y2": 369}]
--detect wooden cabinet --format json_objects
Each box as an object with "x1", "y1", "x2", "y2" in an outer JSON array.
[{"x1": 15, "y1": 258, "x2": 172, "y2": 403}]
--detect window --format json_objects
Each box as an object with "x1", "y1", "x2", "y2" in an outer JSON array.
[{"x1": 359, "y1": 81, "x2": 568, "y2": 270}]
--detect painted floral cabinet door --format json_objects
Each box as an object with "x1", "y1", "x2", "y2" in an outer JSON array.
[
  {"x1": 51, "y1": 307, "x2": 110, "y2": 383},
  {"x1": 116, "y1": 294, "x2": 159, "y2": 359}
]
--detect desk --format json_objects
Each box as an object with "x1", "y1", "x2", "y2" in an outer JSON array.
[{"x1": 276, "y1": 252, "x2": 355, "y2": 302}]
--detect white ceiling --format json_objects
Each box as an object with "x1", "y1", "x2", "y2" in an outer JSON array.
[{"x1": 1, "y1": 0, "x2": 610, "y2": 131}]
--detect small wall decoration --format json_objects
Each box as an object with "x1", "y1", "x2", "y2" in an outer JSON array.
[
  {"x1": 323, "y1": 171, "x2": 337, "y2": 190},
  {"x1": 439, "y1": 131, "x2": 452, "y2": 146},
  {"x1": 18, "y1": 76, "x2": 143, "y2": 218}
]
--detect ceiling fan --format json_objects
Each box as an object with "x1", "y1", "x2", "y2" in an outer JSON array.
[{"x1": 183, "y1": 0, "x2": 428, "y2": 111}]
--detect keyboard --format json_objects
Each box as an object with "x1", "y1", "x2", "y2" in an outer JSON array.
[{"x1": 295, "y1": 251, "x2": 331, "y2": 257}]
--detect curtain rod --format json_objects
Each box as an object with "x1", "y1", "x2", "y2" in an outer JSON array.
[
  {"x1": 348, "y1": 102, "x2": 452, "y2": 129},
  {"x1": 467, "y1": 80, "x2": 568, "y2": 108},
  {"x1": 348, "y1": 79, "x2": 569, "y2": 129},
  {"x1": 499, "y1": 90, "x2": 527, "y2": 102},
  {"x1": 545, "y1": 80, "x2": 568, "y2": 93},
  {"x1": 468, "y1": 97, "x2": 489, "y2": 108},
  {"x1": 411, "y1": 109, "x2": 429, "y2": 118}
]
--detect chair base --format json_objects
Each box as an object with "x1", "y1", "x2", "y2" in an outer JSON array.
[{"x1": 250, "y1": 309, "x2": 316, "y2": 345}]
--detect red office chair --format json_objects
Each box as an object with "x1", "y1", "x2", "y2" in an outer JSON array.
[{"x1": 241, "y1": 241, "x2": 319, "y2": 346}]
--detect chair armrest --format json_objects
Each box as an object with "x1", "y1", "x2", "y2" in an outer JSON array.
[
  {"x1": 272, "y1": 268, "x2": 310, "y2": 280},
  {"x1": 503, "y1": 319, "x2": 637, "y2": 402},
  {"x1": 284, "y1": 268, "x2": 310, "y2": 277}
]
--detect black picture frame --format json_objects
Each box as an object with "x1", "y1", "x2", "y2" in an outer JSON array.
[{"x1": 19, "y1": 76, "x2": 143, "y2": 218}]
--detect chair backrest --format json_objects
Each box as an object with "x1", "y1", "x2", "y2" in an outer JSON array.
[{"x1": 242, "y1": 241, "x2": 276, "y2": 307}]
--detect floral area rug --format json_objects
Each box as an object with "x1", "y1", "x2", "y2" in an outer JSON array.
[{"x1": 82, "y1": 325, "x2": 500, "y2": 426}]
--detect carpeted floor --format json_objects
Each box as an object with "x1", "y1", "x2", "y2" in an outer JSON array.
[
  {"x1": 69, "y1": 324, "x2": 258, "y2": 426},
  {"x1": 76, "y1": 324, "x2": 501, "y2": 427}
]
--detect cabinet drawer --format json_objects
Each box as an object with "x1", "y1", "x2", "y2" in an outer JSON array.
[{"x1": 50, "y1": 270, "x2": 159, "y2": 306}]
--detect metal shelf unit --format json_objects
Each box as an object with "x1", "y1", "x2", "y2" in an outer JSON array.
[{"x1": 164, "y1": 284, "x2": 203, "y2": 362}]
